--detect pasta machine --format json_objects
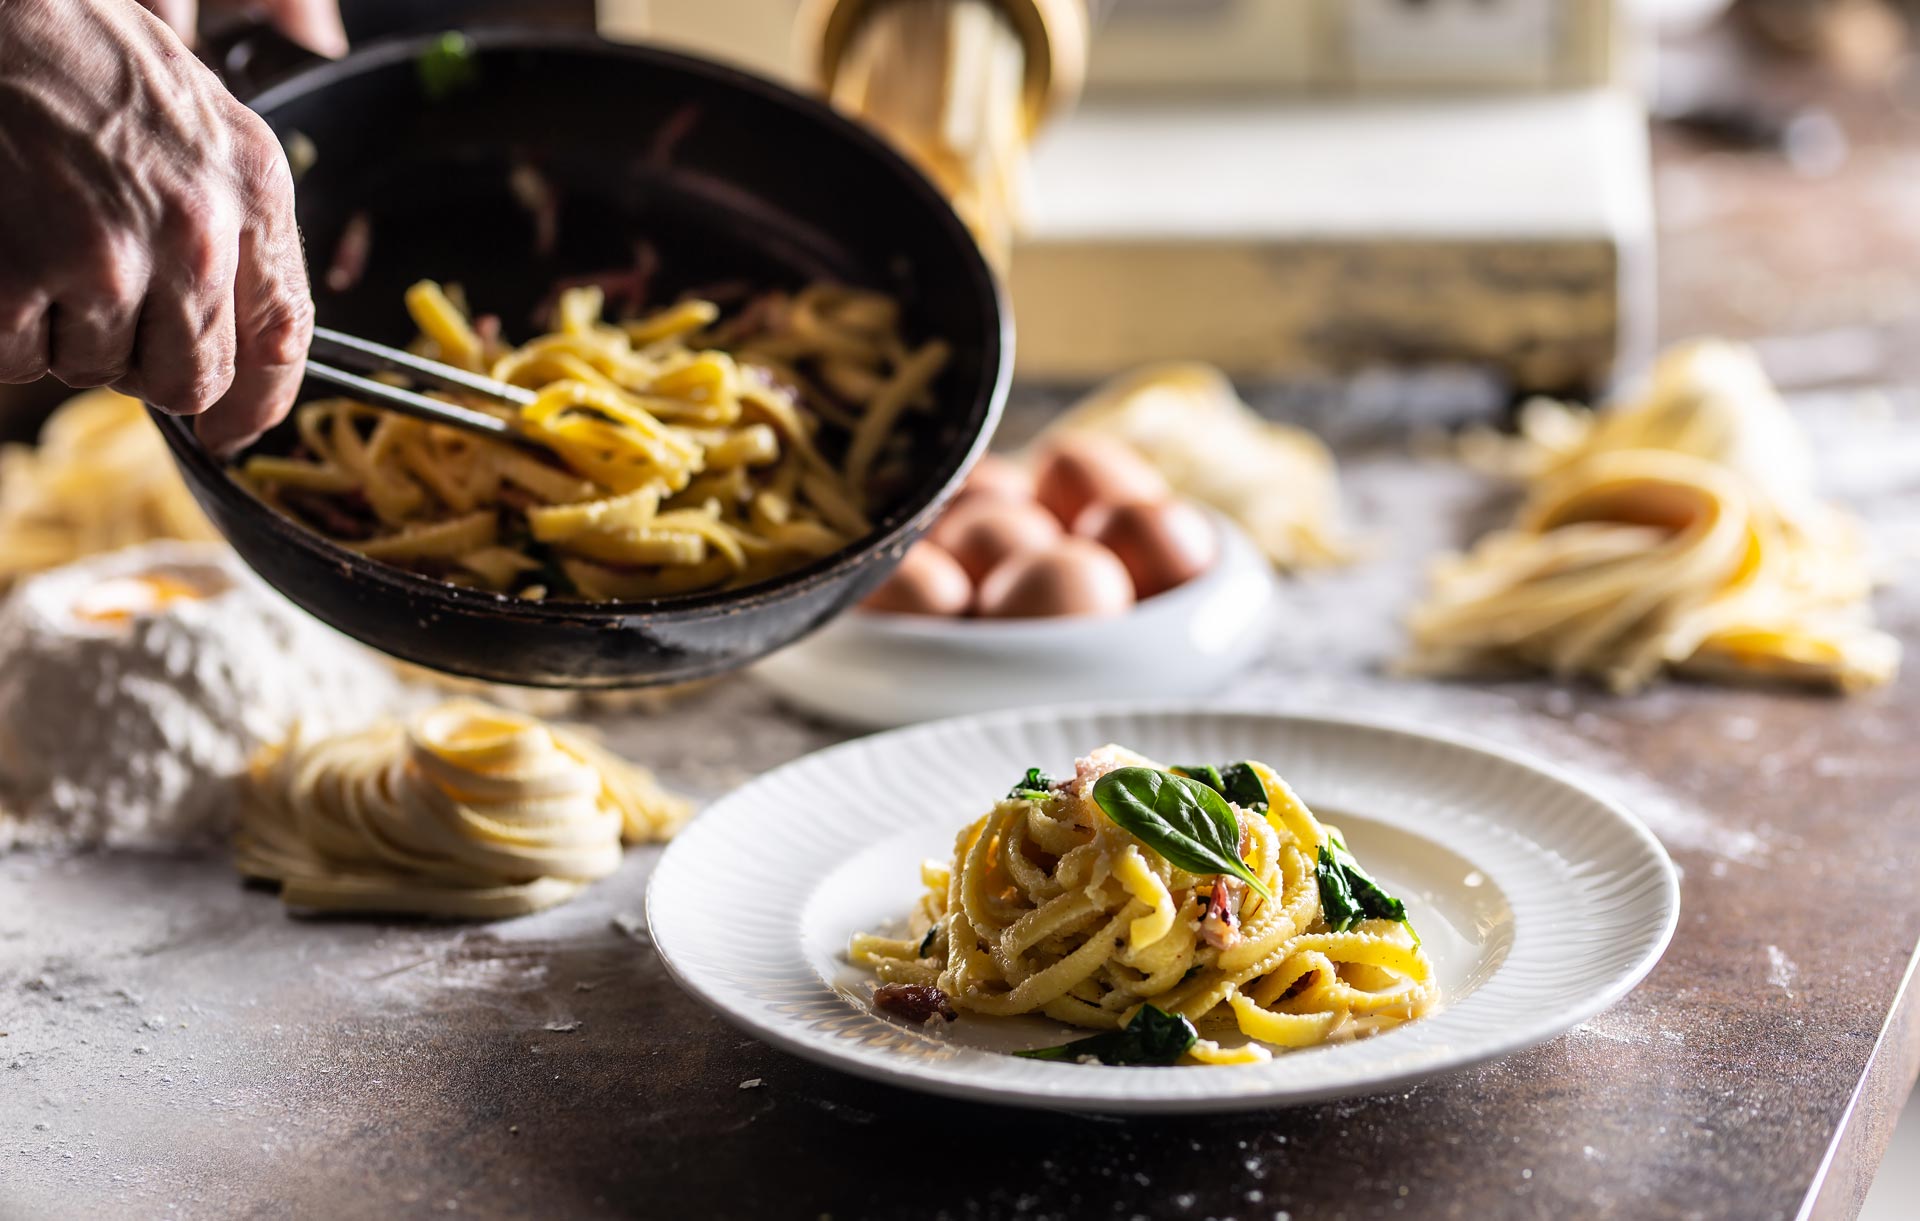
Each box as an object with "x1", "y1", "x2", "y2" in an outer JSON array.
[{"x1": 617, "y1": 0, "x2": 1654, "y2": 400}]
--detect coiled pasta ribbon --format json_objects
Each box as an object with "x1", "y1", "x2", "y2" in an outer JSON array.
[
  {"x1": 238, "y1": 700, "x2": 690, "y2": 918},
  {"x1": 0, "y1": 390, "x2": 219, "y2": 589},
  {"x1": 1409, "y1": 341, "x2": 1898, "y2": 692},
  {"x1": 1037, "y1": 363, "x2": 1350, "y2": 570}
]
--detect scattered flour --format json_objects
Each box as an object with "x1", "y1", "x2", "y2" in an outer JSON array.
[
  {"x1": 0, "y1": 542, "x2": 406, "y2": 852},
  {"x1": 1765, "y1": 945, "x2": 1798, "y2": 997},
  {"x1": 1571, "y1": 1009, "x2": 1652, "y2": 1046}
]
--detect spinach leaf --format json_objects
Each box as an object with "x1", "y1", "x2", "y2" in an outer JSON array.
[
  {"x1": 1216, "y1": 762, "x2": 1270, "y2": 811},
  {"x1": 1172, "y1": 764, "x2": 1226, "y2": 794},
  {"x1": 418, "y1": 32, "x2": 480, "y2": 102},
  {"x1": 1007, "y1": 767, "x2": 1056, "y2": 802},
  {"x1": 1091, "y1": 767, "x2": 1272, "y2": 898},
  {"x1": 1316, "y1": 843, "x2": 1363, "y2": 930},
  {"x1": 1173, "y1": 762, "x2": 1269, "y2": 812},
  {"x1": 1315, "y1": 829, "x2": 1408, "y2": 932},
  {"x1": 1013, "y1": 1004, "x2": 1197, "y2": 1066}
]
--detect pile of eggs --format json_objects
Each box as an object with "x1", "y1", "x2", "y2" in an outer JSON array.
[{"x1": 863, "y1": 436, "x2": 1218, "y2": 619}]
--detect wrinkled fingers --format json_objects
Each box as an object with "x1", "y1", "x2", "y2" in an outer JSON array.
[
  {"x1": 119, "y1": 194, "x2": 241, "y2": 415},
  {"x1": 47, "y1": 231, "x2": 150, "y2": 388},
  {"x1": 0, "y1": 291, "x2": 51, "y2": 385},
  {"x1": 195, "y1": 110, "x2": 312, "y2": 453}
]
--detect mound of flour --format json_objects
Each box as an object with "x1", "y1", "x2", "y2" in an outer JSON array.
[{"x1": 0, "y1": 542, "x2": 406, "y2": 852}]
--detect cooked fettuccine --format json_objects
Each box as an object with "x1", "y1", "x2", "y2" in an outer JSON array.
[
  {"x1": 239, "y1": 280, "x2": 947, "y2": 601},
  {"x1": 851, "y1": 746, "x2": 1433, "y2": 1065}
]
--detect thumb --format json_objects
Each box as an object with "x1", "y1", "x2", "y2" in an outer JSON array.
[{"x1": 256, "y1": 0, "x2": 348, "y2": 59}]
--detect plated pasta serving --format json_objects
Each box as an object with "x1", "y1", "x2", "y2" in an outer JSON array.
[
  {"x1": 851, "y1": 746, "x2": 1434, "y2": 1066},
  {"x1": 646, "y1": 707, "x2": 1679, "y2": 1112},
  {"x1": 238, "y1": 279, "x2": 948, "y2": 601}
]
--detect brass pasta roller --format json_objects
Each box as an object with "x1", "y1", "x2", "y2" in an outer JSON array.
[
  {"x1": 799, "y1": 0, "x2": 1088, "y2": 124},
  {"x1": 797, "y1": 0, "x2": 1089, "y2": 266}
]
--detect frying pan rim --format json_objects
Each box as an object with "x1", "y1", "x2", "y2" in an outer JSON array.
[{"x1": 154, "y1": 27, "x2": 1010, "y2": 626}]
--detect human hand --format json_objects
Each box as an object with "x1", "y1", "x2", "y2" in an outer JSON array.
[
  {"x1": 0, "y1": 0, "x2": 316, "y2": 453},
  {"x1": 142, "y1": 0, "x2": 347, "y2": 58}
]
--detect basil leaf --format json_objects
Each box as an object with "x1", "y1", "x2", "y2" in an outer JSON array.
[
  {"x1": 418, "y1": 32, "x2": 480, "y2": 102},
  {"x1": 1007, "y1": 767, "x2": 1056, "y2": 801},
  {"x1": 1091, "y1": 767, "x2": 1272, "y2": 899},
  {"x1": 1173, "y1": 762, "x2": 1269, "y2": 812},
  {"x1": 1316, "y1": 829, "x2": 1408, "y2": 931},
  {"x1": 1013, "y1": 1005, "x2": 1197, "y2": 1066}
]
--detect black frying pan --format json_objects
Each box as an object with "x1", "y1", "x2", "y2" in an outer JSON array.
[{"x1": 152, "y1": 28, "x2": 1010, "y2": 689}]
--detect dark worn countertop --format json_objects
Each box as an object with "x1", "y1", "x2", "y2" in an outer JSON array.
[
  {"x1": 10, "y1": 51, "x2": 1920, "y2": 1221},
  {"x1": 5, "y1": 374, "x2": 1920, "y2": 1219}
]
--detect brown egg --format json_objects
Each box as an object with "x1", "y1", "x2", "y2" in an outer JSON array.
[
  {"x1": 1074, "y1": 499, "x2": 1218, "y2": 599},
  {"x1": 927, "y1": 497, "x2": 1062, "y2": 582},
  {"x1": 954, "y1": 454, "x2": 1037, "y2": 506},
  {"x1": 860, "y1": 542, "x2": 973, "y2": 616},
  {"x1": 975, "y1": 538, "x2": 1137, "y2": 619},
  {"x1": 1032, "y1": 434, "x2": 1171, "y2": 527}
]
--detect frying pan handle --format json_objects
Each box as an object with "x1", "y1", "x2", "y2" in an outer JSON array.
[{"x1": 199, "y1": 19, "x2": 325, "y2": 103}]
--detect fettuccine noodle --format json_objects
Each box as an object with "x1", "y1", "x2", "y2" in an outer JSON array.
[
  {"x1": 1406, "y1": 341, "x2": 1898, "y2": 692},
  {"x1": 1036, "y1": 363, "x2": 1350, "y2": 570},
  {"x1": 851, "y1": 746, "x2": 1433, "y2": 1064},
  {"x1": 0, "y1": 389, "x2": 218, "y2": 589},
  {"x1": 238, "y1": 700, "x2": 691, "y2": 917},
  {"x1": 239, "y1": 280, "x2": 948, "y2": 601}
]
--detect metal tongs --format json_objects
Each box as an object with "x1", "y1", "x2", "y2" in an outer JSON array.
[{"x1": 305, "y1": 326, "x2": 546, "y2": 451}]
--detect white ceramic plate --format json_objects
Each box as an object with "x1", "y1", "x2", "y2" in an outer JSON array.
[
  {"x1": 750, "y1": 512, "x2": 1274, "y2": 729},
  {"x1": 647, "y1": 706, "x2": 1679, "y2": 1113}
]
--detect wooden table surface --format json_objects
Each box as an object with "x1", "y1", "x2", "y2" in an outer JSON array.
[{"x1": 9, "y1": 47, "x2": 1920, "y2": 1221}]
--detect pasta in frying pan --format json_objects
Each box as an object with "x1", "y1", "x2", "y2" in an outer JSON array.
[{"x1": 239, "y1": 280, "x2": 948, "y2": 601}]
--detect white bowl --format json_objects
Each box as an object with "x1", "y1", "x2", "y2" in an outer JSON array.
[{"x1": 752, "y1": 511, "x2": 1275, "y2": 727}]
